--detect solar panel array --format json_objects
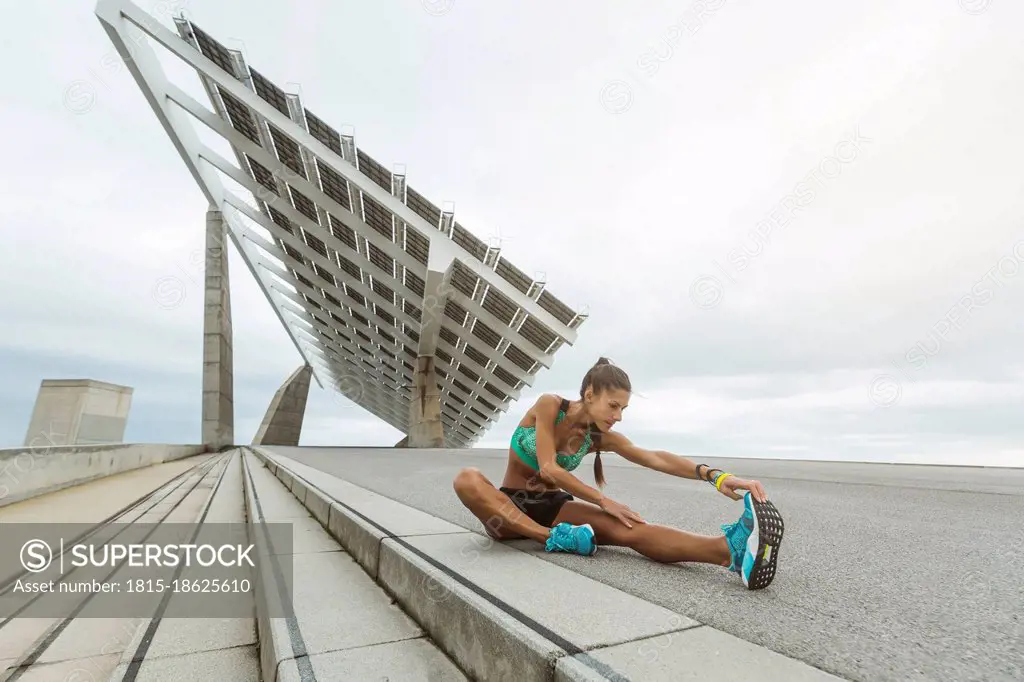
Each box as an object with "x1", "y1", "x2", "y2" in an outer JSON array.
[{"x1": 171, "y1": 18, "x2": 588, "y2": 446}]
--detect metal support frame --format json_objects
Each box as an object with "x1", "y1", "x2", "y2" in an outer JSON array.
[
  {"x1": 94, "y1": 0, "x2": 586, "y2": 446},
  {"x1": 172, "y1": 92, "x2": 551, "y2": 378},
  {"x1": 100, "y1": 0, "x2": 575, "y2": 338},
  {"x1": 94, "y1": 0, "x2": 324, "y2": 390}
]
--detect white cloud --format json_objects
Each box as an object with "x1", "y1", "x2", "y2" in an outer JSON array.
[{"x1": 1, "y1": 0, "x2": 1021, "y2": 468}]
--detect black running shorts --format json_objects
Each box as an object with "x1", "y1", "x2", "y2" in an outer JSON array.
[{"x1": 499, "y1": 487, "x2": 573, "y2": 527}]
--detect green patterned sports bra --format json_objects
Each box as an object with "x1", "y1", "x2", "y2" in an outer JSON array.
[{"x1": 509, "y1": 398, "x2": 602, "y2": 473}]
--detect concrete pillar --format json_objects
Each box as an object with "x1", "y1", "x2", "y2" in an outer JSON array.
[
  {"x1": 252, "y1": 365, "x2": 313, "y2": 446},
  {"x1": 404, "y1": 246, "x2": 454, "y2": 448},
  {"x1": 202, "y1": 209, "x2": 234, "y2": 449},
  {"x1": 416, "y1": 268, "x2": 450, "y2": 358},
  {"x1": 408, "y1": 356, "x2": 445, "y2": 447}
]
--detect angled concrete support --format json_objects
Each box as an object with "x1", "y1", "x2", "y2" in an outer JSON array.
[
  {"x1": 252, "y1": 364, "x2": 312, "y2": 446},
  {"x1": 415, "y1": 267, "x2": 453, "y2": 358},
  {"x1": 406, "y1": 247, "x2": 454, "y2": 448},
  {"x1": 202, "y1": 209, "x2": 234, "y2": 448},
  {"x1": 408, "y1": 356, "x2": 444, "y2": 448}
]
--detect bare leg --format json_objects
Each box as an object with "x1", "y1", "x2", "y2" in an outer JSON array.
[
  {"x1": 554, "y1": 501, "x2": 732, "y2": 566},
  {"x1": 452, "y1": 467, "x2": 550, "y2": 543}
]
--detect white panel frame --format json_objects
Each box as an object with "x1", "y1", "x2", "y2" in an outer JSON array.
[
  {"x1": 94, "y1": 0, "x2": 325, "y2": 390},
  {"x1": 95, "y1": 0, "x2": 585, "y2": 445}
]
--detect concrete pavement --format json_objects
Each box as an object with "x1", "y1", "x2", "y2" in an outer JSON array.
[
  {"x1": 264, "y1": 445, "x2": 1024, "y2": 682},
  {"x1": 240, "y1": 448, "x2": 466, "y2": 681},
  {"x1": 0, "y1": 452, "x2": 244, "y2": 681},
  {"x1": 0, "y1": 449, "x2": 467, "y2": 680},
  {"x1": 2, "y1": 442, "x2": 1016, "y2": 680},
  {"x1": 254, "y1": 447, "x2": 842, "y2": 681}
]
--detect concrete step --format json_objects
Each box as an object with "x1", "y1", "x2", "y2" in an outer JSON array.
[
  {"x1": 0, "y1": 453, "x2": 252, "y2": 681},
  {"x1": 107, "y1": 450, "x2": 259, "y2": 681},
  {"x1": 239, "y1": 449, "x2": 468, "y2": 681},
  {"x1": 252, "y1": 446, "x2": 845, "y2": 682}
]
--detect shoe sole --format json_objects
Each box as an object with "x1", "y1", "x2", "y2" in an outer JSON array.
[{"x1": 742, "y1": 497, "x2": 784, "y2": 590}]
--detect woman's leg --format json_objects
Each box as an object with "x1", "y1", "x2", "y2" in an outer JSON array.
[
  {"x1": 452, "y1": 467, "x2": 550, "y2": 542},
  {"x1": 552, "y1": 501, "x2": 732, "y2": 566}
]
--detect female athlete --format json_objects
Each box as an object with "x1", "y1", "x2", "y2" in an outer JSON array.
[{"x1": 452, "y1": 357, "x2": 784, "y2": 590}]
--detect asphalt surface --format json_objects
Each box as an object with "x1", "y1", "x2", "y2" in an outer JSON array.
[{"x1": 267, "y1": 446, "x2": 1024, "y2": 682}]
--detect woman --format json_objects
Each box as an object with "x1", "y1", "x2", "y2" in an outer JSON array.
[{"x1": 453, "y1": 357, "x2": 784, "y2": 590}]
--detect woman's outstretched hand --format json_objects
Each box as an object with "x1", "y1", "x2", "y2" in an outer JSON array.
[
  {"x1": 718, "y1": 476, "x2": 768, "y2": 503},
  {"x1": 599, "y1": 496, "x2": 646, "y2": 528}
]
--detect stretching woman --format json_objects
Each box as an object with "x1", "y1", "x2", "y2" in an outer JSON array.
[{"x1": 453, "y1": 358, "x2": 784, "y2": 590}]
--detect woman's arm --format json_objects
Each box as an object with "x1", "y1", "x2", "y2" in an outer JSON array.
[
  {"x1": 603, "y1": 431, "x2": 769, "y2": 502},
  {"x1": 533, "y1": 396, "x2": 645, "y2": 526},
  {"x1": 533, "y1": 395, "x2": 605, "y2": 504},
  {"x1": 602, "y1": 431, "x2": 701, "y2": 478}
]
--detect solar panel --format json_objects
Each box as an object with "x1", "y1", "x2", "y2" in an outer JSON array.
[
  {"x1": 219, "y1": 90, "x2": 261, "y2": 145},
  {"x1": 480, "y1": 287, "x2": 517, "y2": 326},
  {"x1": 305, "y1": 109, "x2": 342, "y2": 157},
  {"x1": 401, "y1": 224, "x2": 430, "y2": 265},
  {"x1": 495, "y1": 257, "x2": 532, "y2": 295},
  {"x1": 267, "y1": 125, "x2": 306, "y2": 178},
  {"x1": 518, "y1": 315, "x2": 558, "y2": 353},
  {"x1": 451, "y1": 222, "x2": 488, "y2": 261},
  {"x1": 190, "y1": 24, "x2": 235, "y2": 76},
  {"x1": 356, "y1": 150, "x2": 392, "y2": 193},
  {"x1": 250, "y1": 68, "x2": 290, "y2": 117},
  {"x1": 98, "y1": 1, "x2": 587, "y2": 446},
  {"x1": 361, "y1": 195, "x2": 395, "y2": 241},
  {"x1": 247, "y1": 156, "x2": 276, "y2": 192},
  {"x1": 406, "y1": 187, "x2": 442, "y2": 228},
  {"x1": 537, "y1": 288, "x2": 577, "y2": 326},
  {"x1": 317, "y1": 163, "x2": 352, "y2": 211}
]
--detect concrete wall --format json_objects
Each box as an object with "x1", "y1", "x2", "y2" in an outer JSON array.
[
  {"x1": 24, "y1": 379, "x2": 133, "y2": 446},
  {"x1": 0, "y1": 443, "x2": 208, "y2": 509}
]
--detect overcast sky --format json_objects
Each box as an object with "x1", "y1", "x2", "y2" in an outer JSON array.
[{"x1": 2, "y1": 0, "x2": 1022, "y2": 467}]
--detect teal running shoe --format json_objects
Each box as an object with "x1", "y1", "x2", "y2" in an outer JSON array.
[
  {"x1": 545, "y1": 522, "x2": 597, "y2": 556},
  {"x1": 721, "y1": 492, "x2": 784, "y2": 590}
]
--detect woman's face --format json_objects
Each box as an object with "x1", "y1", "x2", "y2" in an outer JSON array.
[{"x1": 587, "y1": 388, "x2": 631, "y2": 432}]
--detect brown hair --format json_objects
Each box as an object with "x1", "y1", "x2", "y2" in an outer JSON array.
[{"x1": 580, "y1": 357, "x2": 631, "y2": 488}]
